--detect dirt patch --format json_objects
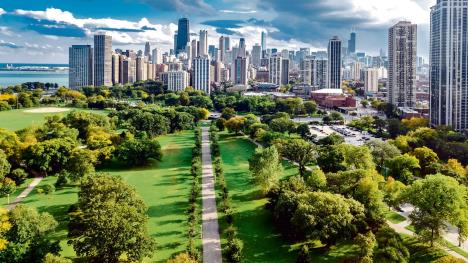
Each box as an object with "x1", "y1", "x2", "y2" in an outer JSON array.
[{"x1": 23, "y1": 107, "x2": 71, "y2": 113}]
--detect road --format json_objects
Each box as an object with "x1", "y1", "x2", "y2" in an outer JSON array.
[{"x1": 201, "y1": 126, "x2": 222, "y2": 263}]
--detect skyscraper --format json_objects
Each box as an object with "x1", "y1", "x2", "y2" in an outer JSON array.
[
  {"x1": 430, "y1": 0, "x2": 468, "y2": 131},
  {"x1": 261, "y1": 31, "x2": 267, "y2": 52},
  {"x1": 348, "y1": 32, "x2": 356, "y2": 54},
  {"x1": 94, "y1": 34, "x2": 112, "y2": 86},
  {"x1": 251, "y1": 44, "x2": 262, "y2": 67},
  {"x1": 299, "y1": 59, "x2": 312, "y2": 85},
  {"x1": 191, "y1": 39, "x2": 198, "y2": 59},
  {"x1": 152, "y1": 48, "x2": 162, "y2": 64},
  {"x1": 281, "y1": 59, "x2": 290, "y2": 85},
  {"x1": 224, "y1": 37, "x2": 230, "y2": 51},
  {"x1": 111, "y1": 52, "x2": 120, "y2": 85},
  {"x1": 238, "y1": 38, "x2": 246, "y2": 58},
  {"x1": 219, "y1": 36, "x2": 225, "y2": 62},
  {"x1": 176, "y1": 18, "x2": 189, "y2": 55},
  {"x1": 69, "y1": 45, "x2": 93, "y2": 89},
  {"x1": 314, "y1": 58, "x2": 328, "y2": 89},
  {"x1": 269, "y1": 55, "x2": 282, "y2": 85},
  {"x1": 233, "y1": 57, "x2": 248, "y2": 85},
  {"x1": 199, "y1": 30, "x2": 208, "y2": 57},
  {"x1": 192, "y1": 56, "x2": 211, "y2": 94},
  {"x1": 144, "y1": 42, "x2": 151, "y2": 58},
  {"x1": 365, "y1": 68, "x2": 379, "y2": 93},
  {"x1": 388, "y1": 21, "x2": 417, "y2": 108},
  {"x1": 328, "y1": 36, "x2": 342, "y2": 89}
]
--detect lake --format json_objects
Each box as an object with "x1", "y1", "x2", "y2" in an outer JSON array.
[{"x1": 0, "y1": 70, "x2": 69, "y2": 87}]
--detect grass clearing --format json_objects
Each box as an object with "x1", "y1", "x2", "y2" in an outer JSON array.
[
  {"x1": 0, "y1": 107, "x2": 109, "y2": 131},
  {"x1": 10, "y1": 131, "x2": 195, "y2": 262},
  {"x1": 217, "y1": 132, "x2": 298, "y2": 262},
  {"x1": 384, "y1": 209, "x2": 407, "y2": 224}
]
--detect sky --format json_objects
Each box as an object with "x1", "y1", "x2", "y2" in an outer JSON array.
[{"x1": 0, "y1": 0, "x2": 436, "y2": 64}]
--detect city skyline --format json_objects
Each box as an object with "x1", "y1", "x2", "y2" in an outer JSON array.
[{"x1": 0, "y1": 0, "x2": 436, "y2": 63}]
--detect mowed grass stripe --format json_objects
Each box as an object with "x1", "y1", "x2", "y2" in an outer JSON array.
[{"x1": 217, "y1": 132, "x2": 298, "y2": 263}]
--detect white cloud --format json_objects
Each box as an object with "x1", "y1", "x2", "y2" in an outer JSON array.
[
  {"x1": 0, "y1": 8, "x2": 5, "y2": 16},
  {"x1": 0, "y1": 26, "x2": 12, "y2": 36},
  {"x1": 220, "y1": 9, "x2": 257, "y2": 14}
]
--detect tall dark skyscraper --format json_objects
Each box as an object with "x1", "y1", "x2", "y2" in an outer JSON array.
[
  {"x1": 176, "y1": 18, "x2": 189, "y2": 55},
  {"x1": 348, "y1": 32, "x2": 356, "y2": 54},
  {"x1": 328, "y1": 36, "x2": 342, "y2": 89},
  {"x1": 69, "y1": 45, "x2": 93, "y2": 89}
]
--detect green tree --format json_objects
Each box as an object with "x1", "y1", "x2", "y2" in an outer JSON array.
[
  {"x1": 305, "y1": 166, "x2": 327, "y2": 191},
  {"x1": 303, "y1": 101, "x2": 317, "y2": 115},
  {"x1": 68, "y1": 174, "x2": 154, "y2": 262},
  {"x1": 116, "y1": 137, "x2": 162, "y2": 166},
  {"x1": 66, "y1": 149, "x2": 97, "y2": 181},
  {"x1": 221, "y1": 107, "x2": 236, "y2": 120},
  {"x1": 365, "y1": 139, "x2": 401, "y2": 171},
  {"x1": 335, "y1": 144, "x2": 376, "y2": 171},
  {"x1": 385, "y1": 154, "x2": 420, "y2": 184},
  {"x1": 225, "y1": 116, "x2": 246, "y2": 135},
  {"x1": 411, "y1": 146, "x2": 439, "y2": 176},
  {"x1": 382, "y1": 177, "x2": 406, "y2": 209},
  {"x1": 374, "y1": 225, "x2": 410, "y2": 263},
  {"x1": 0, "y1": 150, "x2": 11, "y2": 178},
  {"x1": 0, "y1": 205, "x2": 60, "y2": 263},
  {"x1": 42, "y1": 253, "x2": 72, "y2": 263},
  {"x1": 355, "y1": 231, "x2": 376, "y2": 263},
  {"x1": 269, "y1": 117, "x2": 296, "y2": 134},
  {"x1": 249, "y1": 146, "x2": 282, "y2": 194},
  {"x1": 403, "y1": 174, "x2": 467, "y2": 246},
  {"x1": 296, "y1": 123, "x2": 314, "y2": 141},
  {"x1": 317, "y1": 146, "x2": 346, "y2": 173},
  {"x1": 128, "y1": 111, "x2": 170, "y2": 137},
  {"x1": 278, "y1": 139, "x2": 317, "y2": 177},
  {"x1": 62, "y1": 111, "x2": 111, "y2": 139},
  {"x1": 317, "y1": 133, "x2": 345, "y2": 146},
  {"x1": 23, "y1": 138, "x2": 76, "y2": 176},
  {"x1": 166, "y1": 253, "x2": 197, "y2": 263}
]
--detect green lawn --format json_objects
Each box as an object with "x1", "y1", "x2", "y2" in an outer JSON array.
[
  {"x1": 0, "y1": 107, "x2": 109, "y2": 131},
  {"x1": 384, "y1": 209, "x2": 407, "y2": 224},
  {"x1": 9, "y1": 131, "x2": 195, "y2": 262},
  {"x1": 217, "y1": 132, "x2": 299, "y2": 262}
]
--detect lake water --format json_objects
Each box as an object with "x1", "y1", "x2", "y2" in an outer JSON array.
[{"x1": 0, "y1": 63, "x2": 69, "y2": 88}]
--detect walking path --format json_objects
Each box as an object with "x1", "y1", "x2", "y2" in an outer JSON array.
[
  {"x1": 6, "y1": 177, "x2": 43, "y2": 210},
  {"x1": 201, "y1": 126, "x2": 222, "y2": 263},
  {"x1": 388, "y1": 204, "x2": 467, "y2": 261}
]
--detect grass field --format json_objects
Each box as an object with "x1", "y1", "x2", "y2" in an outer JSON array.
[
  {"x1": 217, "y1": 132, "x2": 299, "y2": 262},
  {"x1": 384, "y1": 209, "x2": 407, "y2": 224},
  {"x1": 10, "y1": 131, "x2": 195, "y2": 262},
  {"x1": 0, "y1": 107, "x2": 109, "y2": 131}
]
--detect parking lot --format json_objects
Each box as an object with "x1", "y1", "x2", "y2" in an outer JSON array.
[{"x1": 309, "y1": 125, "x2": 380, "y2": 146}]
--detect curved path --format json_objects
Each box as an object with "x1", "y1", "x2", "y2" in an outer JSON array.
[
  {"x1": 6, "y1": 177, "x2": 43, "y2": 210},
  {"x1": 201, "y1": 126, "x2": 222, "y2": 263}
]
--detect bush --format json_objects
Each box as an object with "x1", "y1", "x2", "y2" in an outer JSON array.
[
  {"x1": 43, "y1": 184, "x2": 55, "y2": 195},
  {"x1": 0, "y1": 101, "x2": 12, "y2": 111},
  {"x1": 55, "y1": 172, "x2": 70, "y2": 188},
  {"x1": 224, "y1": 238, "x2": 242, "y2": 263},
  {"x1": 9, "y1": 168, "x2": 28, "y2": 185}
]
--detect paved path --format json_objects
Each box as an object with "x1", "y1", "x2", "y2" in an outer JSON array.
[
  {"x1": 388, "y1": 204, "x2": 467, "y2": 261},
  {"x1": 6, "y1": 177, "x2": 43, "y2": 210},
  {"x1": 201, "y1": 127, "x2": 222, "y2": 263}
]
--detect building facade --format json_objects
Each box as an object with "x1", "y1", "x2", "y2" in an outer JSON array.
[
  {"x1": 192, "y1": 56, "x2": 211, "y2": 94},
  {"x1": 328, "y1": 36, "x2": 342, "y2": 89},
  {"x1": 93, "y1": 34, "x2": 112, "y2": 86},
  {"x1": 388, "y1": 21, "x2": 417, "y2": 108},
  {"x1": 269, "y1": 55, "x2": 282, "y2": 85},
  {"x1": 365, "y1": 68, "x2": 379, "y2": 93},
  {"x1": 430, "y1": 0, "x2": 468, "y2": 131},
  {"x1": 176, "y1": 18, "x2": 189, "y2": 55},
  {"x1": 69, "y1": 45, "x2": 93, "y2": 89}
]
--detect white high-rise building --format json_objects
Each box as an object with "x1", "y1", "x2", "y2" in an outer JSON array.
[
  {"x1": 365, "y1": 68, "x2": 379, "y2": 93},
  {"x1": 314, "y1": 58, "x2": 328, "y2": 89},
  {"x1": 350, "y1": 62, "x2": 362, "y2": 81},
  {"x1": 192, "y1": 56, "x2": 211, "y2": 94},
  {"x1": 191, "y1": 39, "x2": 198, "y2": 59},
  {"x1": 152, "y1": 48, "x2": 162, "y2": 64},
  {"x1": 162, "y1": 71, "x2": 189, "y2": 91},
  {"x1": 69, "y1": 45, "x2": 93, "y2": 89},
  {"x1": 251, "y1": 44, "x2": 262, "y2": 68},
  {"x1": 269, "y1": 55, "x2": 282, "y2": 85},
  {"x1": 219, "y1": 36, "x2": 225, "y2": 62},
  {"x1": 388, "y1": 21, "x2": 417, "y2": 108},
  {"x1": 111, "y1": 53, "x2": 120, "y2": 85},
  {"x1": 93, "y1": 34, "x2": 112, "y2": 86},
  {"x1": 430, "y1": 0, "x2": 468, "y2": 131},
  {"x1": 199, "y1": 30, "x2": 208, "y2": 57},
  {"x1": 299, "y1": 59, "x2": 312, "y2": 85}
]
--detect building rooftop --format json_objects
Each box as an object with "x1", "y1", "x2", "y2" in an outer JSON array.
[{"x1": 311, "y1": 88, "x2": 343, "y2": 94}]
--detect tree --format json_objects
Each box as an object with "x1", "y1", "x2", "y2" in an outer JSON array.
[
  {"x1": 42, "y1": 253, "x2": 72, "y2": 263},
  {"x1": 68, "y1": 174, "x2": 155, "y2": 262},
  {"x1": 166, "y1": 253, "x2": 197, "y2": 263},
  {"x1": 434, "y1": 256, "x2": 466, "y2": 263},
  {"x1": 296, "y1": 123, "x2": 313, "y2": 141},
  {"x1": 365, "y1": 139, "x2": 401, "y2": 171},
  {"x1": 374, "y1": 225, "x2": 410, "y2": 263},
  {"x1": 128, "y1": 111, "x2": 170, "y2": 137},
  {"x1": 216, "y1": 118, "x2": 226, "y2": 131},
  {"x1": 221, "y1": 107, "x2": 236, "y2": 120},
  {"x1": 224, "y1": 237, "x2": 242, "y2": 263},
  {"x1": 225, "y1": 116, "x2": 246, "y2": 135},
  {"x1": 385, "y1": 154, "x2": 420, "y2": 184},
  {"x1": 66, "y1": 149, "x2": 97, "y2": 181},
  {"x1": 382, "y1": 177, "x2": 406, "y2": 209},
  {"x1": 411, "y1": 146, "x2": 439, "y2": 176},
  {"x1": 317, "y1": 146, "x2": 346, "y2": 173},
  {"x1": 305, "y1": 166, "x2": 326, "y2": 191},
  {"x1": 116, "y1": 137, "x2": 162, "y2": 166},
  {"x1": 403, "y1": 174, "x2": 467, "y2": 247},
  {"x1": 62, "y1": 111, "x2": 111, "y2": 139},
  {"x1": 354, "y1": 231, "x2": 376, "y2": 263},
  {"x1": 317, "y1": 133, "x2": 344, "y2": 146},
  {"x1": 0, "y1": 208, "x2": 11, "y2": 251},
  {"x1": 401, "y1": 117, "x2": 428, "y2": 131},
  {"x1": 278, "y1": 139, "x2": 318, "y2": 177},
  {"x1": 361, "y1": 99, "x2": 369, "y2": 108},
  {"x1": 249, "y1": 146, "x2": 282, "y2": 194},
  {"x1": 269, "y1": 117, "x2": 296, "y2": 134},
  {"x1": 0, "y1": 150, "x2": 11, "y2": 178},
  {"x1": 0, "y1": 205, "x2": 60, "y2": 263},
  {"x1": 303, "y1": 101, "x2": 317, "y2": 115},
  {"x1": 291, "y1": 191, "x2": 366, "y2": 246},
  {"x1": 335, "y1": 144, "x2": 376, "y2": 171},
  {"x1": 23, "y1": 138, "x2": 76, "y2": 176}
]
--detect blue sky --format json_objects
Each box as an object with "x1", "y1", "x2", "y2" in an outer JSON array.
[{"x1": 0, "y1": 0, "x2": 435, "y2": 63}]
